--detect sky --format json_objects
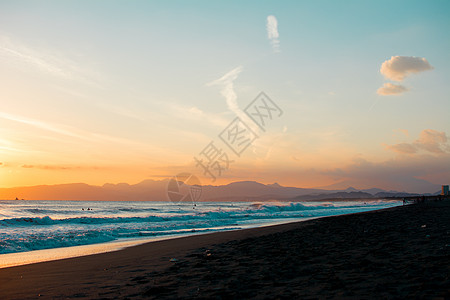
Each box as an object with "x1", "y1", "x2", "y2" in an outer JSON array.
[{"x1": 0, "y1": 0, "x2": 449, "y2": 193}]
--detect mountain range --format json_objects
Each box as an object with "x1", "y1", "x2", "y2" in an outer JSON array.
[{"x1": 0, "y1": 180, "x2": 439, "y2": 201}]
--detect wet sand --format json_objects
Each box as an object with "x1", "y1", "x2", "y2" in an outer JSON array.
[{"x1": 0, "y1": 200, "x2": 449, "y2": 299}]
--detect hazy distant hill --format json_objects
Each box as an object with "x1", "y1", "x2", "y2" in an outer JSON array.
[
  {"x1": 0, "y1": 180, "x2": 167, "y2": 201},
  {"x1": 294, "y1": 191, "x2": 374, "y2": 201},
  {"x1": 200, "y1": 181, "x2": 326, "y2": 201},
  {"x1": 317, "y1": 179, "x2": 441, "y2": 194},
  {"x1": 0, "y1": 180, "x2": 432, "y2": 201}
]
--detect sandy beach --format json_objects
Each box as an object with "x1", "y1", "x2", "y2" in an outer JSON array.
[{"x1": 0, "y1": 200, "x2": 449, "y2": 299}]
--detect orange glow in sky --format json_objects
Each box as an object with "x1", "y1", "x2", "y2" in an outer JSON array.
[{"x1": 1, "y1": 1, "x2": 449, "y2": 194}]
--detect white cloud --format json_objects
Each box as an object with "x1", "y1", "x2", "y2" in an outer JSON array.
[
  {"x1": 207, "y1": 66, "x2": 244, "y2": 116},
  {"x1": 207, "y1": 66, "x2": 260, "y2": 133},
  {"x1": 380, "y1": 56, "x2": 433, "y2": 81},
  {"x1": 377, "y1": 83, "x2": 408, "y2": 95},
  {"x1": 266, "y1": 15, "x2": 280, "y2": 53}
]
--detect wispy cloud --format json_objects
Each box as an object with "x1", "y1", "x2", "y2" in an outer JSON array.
[
  {"x1": 0, "y1": 137, "x2": 27, "y2": 153},
  {"x1": 385, "y1": 129, "x2": 450, "y2": 155},
  {"x1": 207, "y1": 66, "x2": 243, "y2": 117},
  {"x1": 207, "y1": 66, "x2": 261, "y2": 136},
  {"x1": 415, "y1": 129, "x2": 449, "y2": 154},
  {"x1": 0, "y1": 145, "x2": 26, "y2": 153},
  {"x1": 377, "y1": 83, "x2": 408, "y2": 95},
  {"x1": 380, "y1": 56, "x2": 433, "y2": 81},
  {"x1": 266, "y1": 15, "x2": 280, "y2": 53},
  {"x1": 0, "y1": 38, "x2": 66, "y2": 77},
  {"x1": 0, "y1": 111, "x2": 155, "y2": 148},
  {"x1": 0, "y1": 35, "x2": 101, "y2": 86},
  {"x1": 321, "y1": 155, "x2": 448, "y2": 193},
  {"x1": 0, "y1": 111, "x2": 87, "y2": 140},
  {"x1": 385, "y1": 143, "x2": 418, "y2": 154},
  {"x1": 21, "y1": 164, "x2": 103, "y2": 170},
  {"x1": 0, "y1": 111, "x2": 183, "y2": 162}
]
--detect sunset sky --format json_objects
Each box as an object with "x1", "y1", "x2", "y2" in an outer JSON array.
[{"x1": 1, "y1": 1, "x2": 449, "y2": 193}]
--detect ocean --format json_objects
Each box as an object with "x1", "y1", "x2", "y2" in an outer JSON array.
[{"x1": 0, "y1": 199, "x2": 402, "y2": 258}]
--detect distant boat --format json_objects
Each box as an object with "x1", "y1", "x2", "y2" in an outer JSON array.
[{"x1": 15, "y1": 197, "x2": 19, "y2": 200}]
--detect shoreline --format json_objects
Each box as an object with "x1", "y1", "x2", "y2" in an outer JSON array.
[
  {"x1": 0, "y1": 200, "x2": 448, "y2": 299},
  {"x1": 0, "y1": 201, "x2": 398, "y2": 269},
  {"x1": 0, "y1": 215, "x2": 323, "y2": 269}
]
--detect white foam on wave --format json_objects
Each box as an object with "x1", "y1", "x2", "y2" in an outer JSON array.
[
  {"x1": 0, "y1": 200, "x2": 402, "y2": 256},
  {"x1": 0, "y1": 225, "x2": 247, "y2": 269}
]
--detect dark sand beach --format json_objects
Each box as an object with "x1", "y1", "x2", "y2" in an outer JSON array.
[{"x1": 1, "y1": 200, "x2": 449, "y2": 299}]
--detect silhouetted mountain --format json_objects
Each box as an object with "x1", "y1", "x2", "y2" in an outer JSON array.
[
  {"x1": 0, "y1": 179, "x2": 430, "y2": 201},
  {"x1": 0, "y1": 180, "x2": 167, "y2": 201},
  {"x1": 294, "y1": 191, "x2": 374, "y2": 201},
  {"x1": 315, "y1": 179, "x2": 440, "y2": 194},
  {"x1": 200, "y1": 181, "x2": 326, "y2": 201},
  {"x1": 344, "y1": 187, "x2": 358, "y2": 192},
  {"x1": 362, "y1": 188, "x2": 393, "y2": 195}
]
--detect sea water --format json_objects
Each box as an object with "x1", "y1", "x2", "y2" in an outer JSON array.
[{"x1": 0, "y1": 200, "x2": 401, "y2": 266}]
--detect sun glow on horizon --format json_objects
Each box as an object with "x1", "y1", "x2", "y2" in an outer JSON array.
[{"x1": 0, "y1": 1, "x2": 449, "y2": 193}]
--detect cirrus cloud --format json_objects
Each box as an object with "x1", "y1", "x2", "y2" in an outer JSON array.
[
  {"x1": 377, "y1": 83, "x2": 408, "y2": 95},
  {"x1": 20, "y1": 164, "x2": 104, "y2": 170},
  {"x1": 266, "y1": 15, "x2": 280, "y2": 53},
  {"x1": 380, "y1": 56, "x2": 433, "y2": 81},
  {"x1": 207, "y1": 66, "x2": 243, "y2": 117}
]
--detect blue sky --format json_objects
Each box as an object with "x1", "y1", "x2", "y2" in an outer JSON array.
[{"x1": 0, "y1": 0, "x2": 449, "y2": 192}]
